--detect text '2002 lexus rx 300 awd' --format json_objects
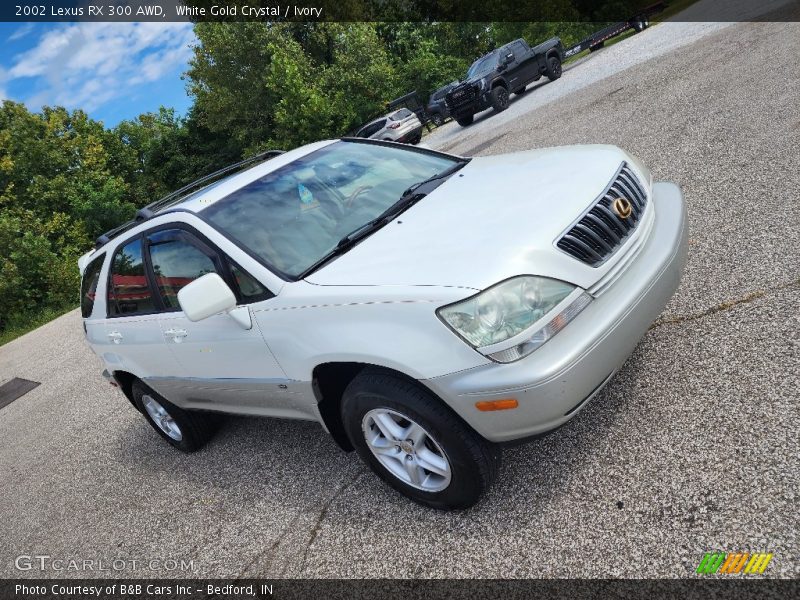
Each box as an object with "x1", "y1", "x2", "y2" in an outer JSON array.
[{"x1": 80, "y1": 138, "x2": 687, "y2": 509}]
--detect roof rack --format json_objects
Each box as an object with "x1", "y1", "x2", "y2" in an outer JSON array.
[{"x1": 94, "y1": 149, "x2": 284, "y2": 249}]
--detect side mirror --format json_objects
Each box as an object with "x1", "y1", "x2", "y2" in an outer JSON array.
[
  {"x1": 504, "y1": 53, "x2": 514, "y2": 64},
  {"x1": 178, "y1": 273, "x2": 237, "y2": 322}
]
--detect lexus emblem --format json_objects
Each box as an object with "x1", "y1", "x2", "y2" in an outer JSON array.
[{"x1": 612, "y1": 197, "x2": 633, "y2": 219}]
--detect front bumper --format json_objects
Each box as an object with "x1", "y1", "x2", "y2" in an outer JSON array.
[
  {"x1": 451, "y1": 95, "x2": 491, "y2": 119},
  {"x1": 423, "y1": 181, "x2": 688, "y2": 443}
]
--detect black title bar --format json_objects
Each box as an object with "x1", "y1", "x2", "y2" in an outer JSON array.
[
  {"x1": 2, "y1": 0, "x2": 800, "y2": 22},
  {"x1": 3, "y1": 579, "x2": 799, "y2": 600}
]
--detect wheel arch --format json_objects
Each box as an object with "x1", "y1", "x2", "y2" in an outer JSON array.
[
  {"x1": 111, "y1": 370, "x2": 141, "y2": 412},
  {"x1": 312, "y1": 361, "x2": 479, "y2": 452}
]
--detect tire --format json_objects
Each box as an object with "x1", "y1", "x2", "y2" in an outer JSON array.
[
  {"x1": 633, "y1": 20, "x2": 645, "y2": 32},
  {"x1": 546, "y1": 55, "x2": 563, "y2": 81},
  {"x1": 490, "y1": 86, "x2": 510, "y2": 112},
  {"x1": 513, "y1": 86, "x2": 527, "y2": 96},
  {"x1": 341, "y1": 369, "x2": 501, "y2": 510},
  {"x1": 589, "y1": 41, "x2": 604, "y2": 52},
  {"x1": 456, "y1": 115, "x2": 474, "y2": 127},
  {"x1": 132, "y1": 380, "x2": 219, "y2": 452},
  {"x1": 430, "y1": 113, "x2": 444, "y2": 127}
]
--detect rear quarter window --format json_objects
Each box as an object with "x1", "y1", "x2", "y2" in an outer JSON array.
[{"x1": 80, "y1": 253, "x2": 106, "y2": 318}]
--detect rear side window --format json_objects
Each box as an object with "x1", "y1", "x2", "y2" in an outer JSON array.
[
  {"x1": 363, "y1": 121, "x2": 385, "y2": 137},
  {"x1": 392, "y1": 108, "x2": 413, "y2": 120},
  {"x1": 80, "y1": 253, "x2": 105, "y2": 318},
  {"x1": 511, "y1": 41, "x2": 527, "y2": 56},
  {"x1": 147, "y1": 231, "x2": 219, "y2": 310},
  {"x1": 108, "y1": 238, "x2": 156, "y2": 317}
]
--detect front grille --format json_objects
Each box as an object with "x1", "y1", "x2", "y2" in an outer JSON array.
[
  {"x1": 556, "y1": 163, "x2": 648, "y2": 267},
  {"x1": 445, "y1": 83, "x2": 479, "y2": 112}
]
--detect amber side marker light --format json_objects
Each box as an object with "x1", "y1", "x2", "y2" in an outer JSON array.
[{"x1": 475, "y1": 399, "x2": 519, "y2": 412}]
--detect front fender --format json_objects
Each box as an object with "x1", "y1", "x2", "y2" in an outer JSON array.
[{"x1": 251, "y1": 283, "x2": 489, "y2": 381}]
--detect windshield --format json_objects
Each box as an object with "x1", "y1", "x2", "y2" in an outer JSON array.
[
  {"x1": 466, "y1": 53, "x2": 498, "y2": 79},
  {"x1": 201, "y1": 141, "x2": 459, "y2": 278}
]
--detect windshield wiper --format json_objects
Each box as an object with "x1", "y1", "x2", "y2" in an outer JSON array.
[
  {"x1": 298, "y1": 215, "x2": 391, "y2": 278},
  {"x1": 400, "y1": 160, "x2": 468, "y2": 200},
  {"x1": 299, "y1": 159, "x2": 469, "y2": 279}
]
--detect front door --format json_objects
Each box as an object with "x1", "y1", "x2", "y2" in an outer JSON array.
[{"x1": 143, "y1": 226, "x2": 303, "y2": 418}]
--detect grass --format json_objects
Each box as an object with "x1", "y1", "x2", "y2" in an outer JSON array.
[
  {"x1": 0, "y1": 304, "x2": 77, "y2": 347},
  {"x1": 563, "y1": 0, "x2": 703, "y2": 65}
]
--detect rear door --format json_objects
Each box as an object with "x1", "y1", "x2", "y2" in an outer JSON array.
[
  {"x1": 104, "y1": 236, "x2": 183, "y2": 382},
  {"x1": 143, "y1": 226, "x2": 300, "y2": 418},
  {"x1": 369, "y1": 119, "x2": 388, "y2": 139},
  {"x1": 510, "y1": 40, "x2": 537, "y2": 86}
]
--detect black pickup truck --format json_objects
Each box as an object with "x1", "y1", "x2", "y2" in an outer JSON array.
[{"x1": 446, "y1": 38, "x2": 564, "y2": 126}]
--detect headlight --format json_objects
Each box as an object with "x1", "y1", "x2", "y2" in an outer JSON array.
[{"x1": 437, "y1": 276, "x2": 592, "y2": 363}]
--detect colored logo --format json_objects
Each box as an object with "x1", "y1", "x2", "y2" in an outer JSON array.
[
  {"x1": 612, "y1": 197, "x2": 633, "y2": 219},
  {"x1": 696, "y1": 552, "x2": 773, "y2": 575}
]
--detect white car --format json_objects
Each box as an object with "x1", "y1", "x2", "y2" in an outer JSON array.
[
  {"x1": 80, "y1": 139, "x2": 687, "y2": 509},
  {"x1": 355, "y1": 108, "x2": 423, "y2": 144}
]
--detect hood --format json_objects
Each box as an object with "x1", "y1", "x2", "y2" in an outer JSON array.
[{"x1": 305, "y1": 145, "x2": 638, "y2": 291}]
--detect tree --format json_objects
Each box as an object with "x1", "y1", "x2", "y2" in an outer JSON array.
[
  {"x1": 0, "y1": 101, "x2": 134, "y2": 325},
  {"x1": 0, "y1": 101, "x2": 135, "y2": 242},
  {"x1": 186, "y1": 23, "x2": 400, "y2": 151},
  {"x1": 187, "y1": 22, "x2": 283, "y2": 154}
]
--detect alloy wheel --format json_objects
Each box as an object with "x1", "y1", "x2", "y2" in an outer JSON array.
[
  {"x1": 361, "y1": 408, "x2": 452, "y2": 492},
  {"x1": 142, "y1": 394, "x2": 183, "y2": 441}
]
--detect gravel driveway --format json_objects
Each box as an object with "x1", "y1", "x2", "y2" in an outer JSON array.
[{"x1": 1, "y1": 4, "x2": 798, "y2": 579}]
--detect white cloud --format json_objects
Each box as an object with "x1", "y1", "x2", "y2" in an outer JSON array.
[
  {"x1": 6, "y1": 22, "x2": 196, "y2": 114},
  {"x1": 8, "y1": 23, "x2": 35, "y2": 42}
]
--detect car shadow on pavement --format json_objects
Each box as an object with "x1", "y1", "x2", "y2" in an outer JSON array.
[{"x1": 113, "y1": 410, "x2": 356, "y2": 505}]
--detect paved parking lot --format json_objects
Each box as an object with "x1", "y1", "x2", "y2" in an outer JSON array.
[{"x1": 1, "y1": 4, "x2": 798, "y2": 579}]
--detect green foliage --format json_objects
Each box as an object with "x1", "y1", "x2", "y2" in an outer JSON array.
[
  {"x1": 0, "y1": 209, "x2": 82, "y2": 317},
  {"x1": 0, "y1": 101, "x2": 134, "y2": 333},
  {"x1": 187, "y1": 23, "x2": 399, "y2": 150}
]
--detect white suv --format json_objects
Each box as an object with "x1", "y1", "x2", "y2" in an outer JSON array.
[
  {"x1": 355, "y1": 109, "x2": 423, "y2": 144},
  {"x1": 80, "y1": 139, "x2": 687, "y2": 509}
]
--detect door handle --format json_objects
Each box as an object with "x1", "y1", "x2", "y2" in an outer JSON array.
[
  {"x1": 164, "y1": 328, "x2": 189, "y2": 343},
  {"x1": 107, "y1": 331, "x2": 123, "y2": 344}
]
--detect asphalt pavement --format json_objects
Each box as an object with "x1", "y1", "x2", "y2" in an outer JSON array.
[{"x1": 1, "y1": 4, "x2": 798, "y2": 579}]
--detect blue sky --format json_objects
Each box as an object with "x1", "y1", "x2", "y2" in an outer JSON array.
[{"x1": 0, "y1": 21, "x2": 196, "y2": 127}]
